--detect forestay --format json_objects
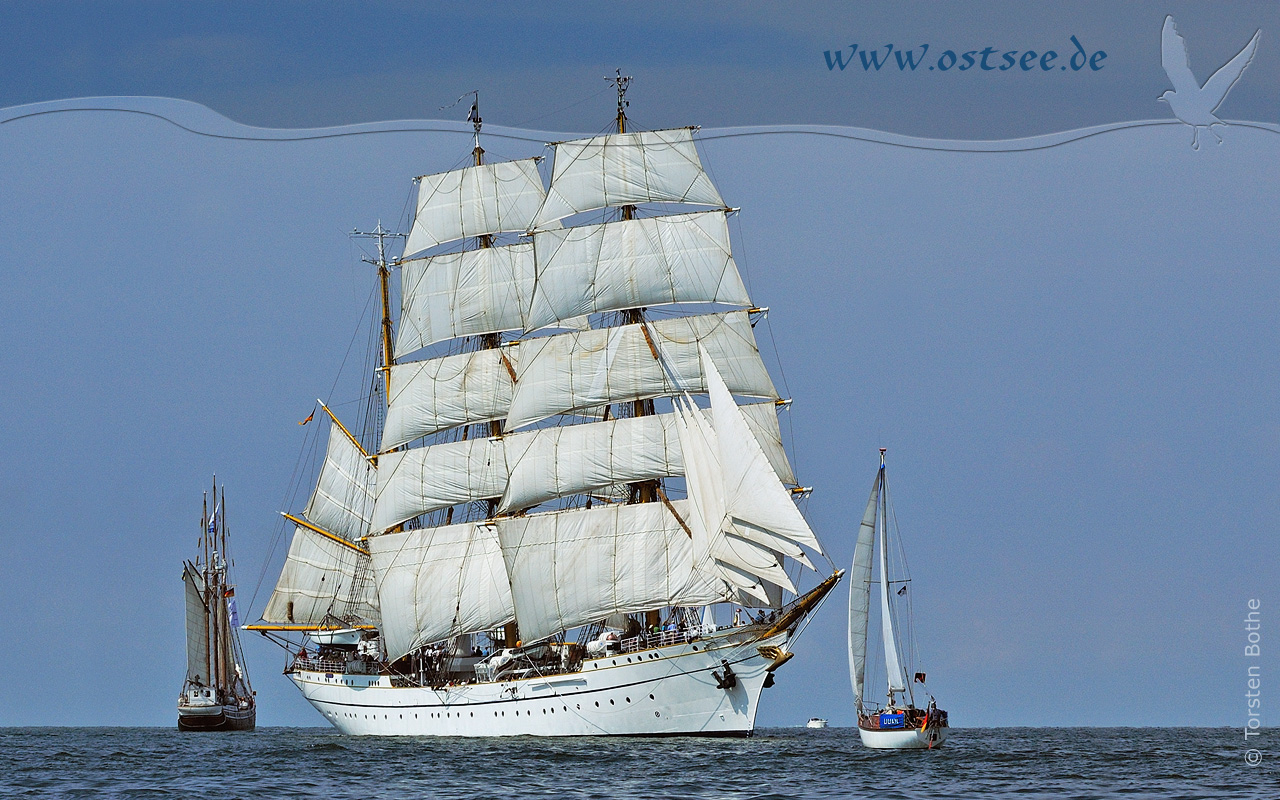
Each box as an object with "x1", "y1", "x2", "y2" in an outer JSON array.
[
  {"x1": 405, "y1": 159, "x2": 550, "y2": 256},
  {"x1": 525, "y1": 211, "x2": 750, "y2": 332},
  {"x1": 263, "y1": 526, "x2": 380, "y2": 625},
  {"x1": 506, "y1": 311, "x2": 777, "y2": 430},
  {"x1": 496, "y1": 500, "x2": 725, "y2": 643},
  {"x1": 303, "y1": 416, "x2": 376, "y2": 541},
  {"x1": 369, "y1": 522, "x2": 515, "y2": 662},
  {"x1": 396, "y1": 243, "x2": 536, "y2": 356},
  {"x1": 531, "y1": 129, "x2": 725, "y2": 228}
]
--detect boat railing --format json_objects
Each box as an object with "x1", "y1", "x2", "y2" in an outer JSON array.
[
  {"x1": 619, "y1": 627, "x2": 697, "y2": 653},
  {"x1": 292, "y1": 654, "x2": 347, "y2": 674}
]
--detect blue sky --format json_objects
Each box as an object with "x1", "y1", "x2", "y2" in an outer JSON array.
[{"x1": 0, "y1": 3, "x2": 1276, "y2": 729}]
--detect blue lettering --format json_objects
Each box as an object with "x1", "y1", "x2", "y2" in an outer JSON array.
[
  {"x1": 978, "y1": 47, "x2": 998, "y2": 70},
  {"x1": 894, "y1": 44, "x2": 929, "y2": 70},
  {"x1": 1040, "y1": 51, "x2": 1057, "y2": 70},
  {"x1": 1000, "y1": 52, "x2": 1017, "y2": 70},
  {"x1": 824, "y1": 46, "x2": 856, "y2": 71},
  {"x1": 859, "y1": 45, "x2": 892, "y2": 71},
  {"x1": 1070, "y1": 36, "x2": 1088, "y2": 70},
  {"x1": 1090, "y1": 50, "x2": 1107, "y2": 70},
  {"x1": 1020, "y1": 50, "x2": 1038, "y2": 70},
  {"x1": 937, "y1": 50, "x2": 957, "y2": 71},
  {"x1": 959, "y1": 50, "x2": 977, "y2": 70}
]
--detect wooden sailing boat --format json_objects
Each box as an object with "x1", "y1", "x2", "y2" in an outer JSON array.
[
  {"x1": 849, "y1": 450, "x2": 948, "y2": 748},
  {"x1": 245, "y1": 80, "x2": 841, "y2": 736},
  {"x1": 178, "y1": 479, "x2": 255, "y2": 731}
]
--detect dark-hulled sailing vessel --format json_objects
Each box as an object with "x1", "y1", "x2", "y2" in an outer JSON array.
[{"x1": 179, "y1": 479, "x2": 255, "y2": 731}]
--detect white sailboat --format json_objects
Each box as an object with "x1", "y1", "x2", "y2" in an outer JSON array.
[
  {"x1": 848, "y1": 450, "x2": 948, "y2": 749},
  {"x1": 246, "y1": 81, "x2": 841, "y2": 737}
]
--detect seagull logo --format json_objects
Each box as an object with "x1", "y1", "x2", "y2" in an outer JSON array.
[{"x1": 1159, "y1": 15, "x2": 1260, "y2": 149}]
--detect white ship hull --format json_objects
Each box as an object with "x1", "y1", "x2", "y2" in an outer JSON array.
[
  {"x1": 857, "y1": 725, "x2": 948, "y2": 749},
  {"x1": 293, "y1": 629, "x2": 786, "y2": 737}
]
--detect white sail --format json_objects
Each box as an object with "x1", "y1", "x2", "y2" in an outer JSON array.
[
  {"x1": 532, "y1": 129, "x2": 725, "y2": 228},
  {"x1": 848, "y1": 469, "x2": 880, "y2": 707},
  {"x1": 369, "y1": 521, "x2": 515, "y2": 662},
  {"x1": 396, "y1": 243, "x2": 536, "y2": 356},
  {"x1": 370, "y1": 436, "x2": 508, "y2": 534},
  {"x1": 878, "y1": 486, "x2": 909, "y2": 694},
  {"x1": 183, "y1": 562, "x2": 209, "y2": 684},
  {"x1": 506, "y1": 311, "x2": 777, "y2": 431},
  {"x1": 499, "y1": 401, "x2": 792, "y2": 513},
  {"x1": 702, "y1": 349, "x2": 823, "y2": 556},
  {"x1": 263, "y1": 526, "x2": 380, "y2": 625},
  {"x1": 381, "y1": 347, "x2": 517, "y2": 451},
  {"x1": 496, "y1": 500, "x2": 725, "y2": 643},
  {"x1": 525, "y1": 211, "x2": 750, "y2": 332},
  {"x1": 405, "y1": 158, "x2": 550, "y2": 255},
  {"x1": 303, "y1": 416, "x2": 376, "y2": 541}
]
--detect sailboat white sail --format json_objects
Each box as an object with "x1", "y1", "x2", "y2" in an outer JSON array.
[
  {"x1": 248, "y1": 84, "x2": 840, "y2": 737},
  {"x1": 848, "y1": 451, "x2": 948, "y2": 749}
]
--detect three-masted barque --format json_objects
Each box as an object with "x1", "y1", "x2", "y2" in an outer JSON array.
[
  {"x1": 248, "y1": 79, "x2": 840, "y2": 737},
  {"x1": 179, "y1": 479, "x2": 255, "y2": 731}
]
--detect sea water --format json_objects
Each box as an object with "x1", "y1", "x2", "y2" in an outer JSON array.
[{"x1": 3, "y1": 726, "x2": 1273, "y2": 798}]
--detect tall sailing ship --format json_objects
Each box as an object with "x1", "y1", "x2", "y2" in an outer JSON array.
[
  {"x1": 247, "y1": 80, "x2": 841, "y2": 737},
  {"x1": 179, "y1": 479, "x2": 255, "y2": 731}
]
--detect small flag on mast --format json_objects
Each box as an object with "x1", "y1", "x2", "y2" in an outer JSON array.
[
  {"x1": 914, "y1": 672, "x2": 927, "y2": 683},
  {"x1": 897, "y1": 584, "x2": 908, "y2": 596},
  {"x1": 299, "y1": 409, "x2": 315, "y2": 426}
]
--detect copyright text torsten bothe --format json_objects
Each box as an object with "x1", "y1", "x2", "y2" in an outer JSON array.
[{"x1": 1245, "y1": 599, "x2": 1263, "y2": 766}]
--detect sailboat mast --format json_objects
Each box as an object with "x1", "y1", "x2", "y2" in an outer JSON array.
[
  {"x1": 877, "y1": 451, "x2": 909, "y2": 705},
  {"x1": 609, "y1": 70, "x2": 659, "y2": 507},
  {"x1": 201, "y1": 491, "x2": 212, "y2": 688}
]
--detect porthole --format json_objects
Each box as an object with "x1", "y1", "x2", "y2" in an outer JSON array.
[
  {"x1": 649, "y1": 694, "x2": 655, "y2": 700},
  {"x1": 655, "y1": 711, "x2": 661, "y2": 717},
  {"x1": 594, "y1": 701, "x2": 599, "y2": 707},
  {"x1": 627, "y1": 657, "x2": 632, "y2": 663},
  {"x1": 609, "y1": 699, "x2": 615, "y2": 706},
  {"x1": 626, "y1": 697, "x2": 631, "y2": 703}
]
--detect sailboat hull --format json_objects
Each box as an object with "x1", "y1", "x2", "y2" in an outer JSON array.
[
  {"x1": 292, "y1": 629, "x2": 786, "y2": 737},
  {"x1": 856, "y1": 724, "x2": 947, "y2": 749},
  {"x1": 177, "y1": 703, "x2": 256, "y2": 732}
]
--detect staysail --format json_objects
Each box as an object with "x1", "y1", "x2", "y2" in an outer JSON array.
[{"x1": 878, "y1": 472, "x2": 909, "y2": 695}]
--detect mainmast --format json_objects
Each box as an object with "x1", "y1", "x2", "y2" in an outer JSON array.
[
  {"x1": 351, "y1": 222, "x2": 403, "y2": 411},
  {"x1": 609, "y1": 70, "x2": 659, "y2": 507}
]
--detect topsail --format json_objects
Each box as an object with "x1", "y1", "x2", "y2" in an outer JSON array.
[{"x1": 405, "y1": 158, "x2": 552, "y2": 256}]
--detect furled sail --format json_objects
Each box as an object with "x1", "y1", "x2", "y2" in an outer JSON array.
[
  {"x1": 263, "y1": 526, "x2": 380, "y2": 625},
  {"x1": 531, "y1": 128, "x2": 725, "y2": 228},
  {"x1": 370, "y1": 436, "x2": 508, "y2": 535},
  {"x1": 848, "y1": 469, "x2": 880, "y2": 707},
  {"x1": 405, "y1": 158, "x2": 551, "y2": 256},
  {"x1": 369, "y1": 521, "x2": 515, "y2": 662},
  {"x1": 496, "y1": 500, "x2": 725, "y2": 643},
  {"x1": 396, "y1": 243, "x2": 536, "y2": 356},
  {"x1": 525, "y1": 211, "x2": 750, "y2": 332},
  {"x1": 499, "y1": 401, "x2": 793, "y2": 513},
  {"x1": 183, "y1": 562, "x2": 210, "y2": 684},
  {"x1": 303, "y1": 416, "x2": 376, "y2": 541},
  {"x1": 506, "y1": 310, "x2": 777, "y2": 431},
  {"x1": 382, "y1": 347, "x2": 518, "y2": 451}
]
